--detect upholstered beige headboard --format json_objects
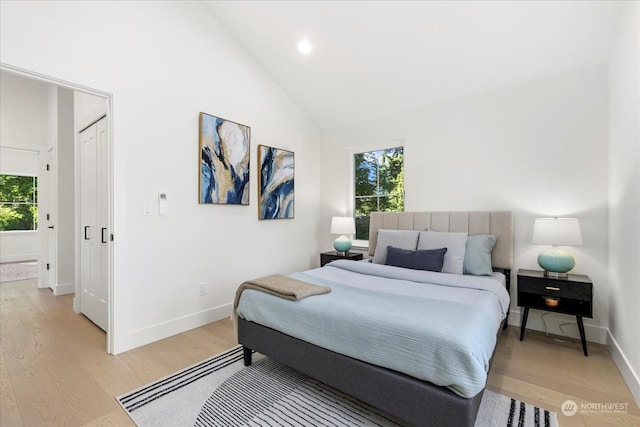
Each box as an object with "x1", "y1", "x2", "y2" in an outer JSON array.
[{"x1": 369, "y1": 211, "x2": 513, "y2": 270}]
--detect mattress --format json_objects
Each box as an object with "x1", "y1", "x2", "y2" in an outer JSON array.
[{"x1": 236, "y1": 259, "x2": 510, "y2": 398}]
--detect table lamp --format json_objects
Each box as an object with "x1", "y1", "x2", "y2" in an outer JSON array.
[
  {"x1": 532, "y1": 217, "x2": 583, "y2": 277},
  {"x1": 330, "y1": 216, "x2": 356, "y2": 254}
]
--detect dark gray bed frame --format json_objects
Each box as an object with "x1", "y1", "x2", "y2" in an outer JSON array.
[{"x1": 239, "y1": 211, "x2": 513, "y2": 427}]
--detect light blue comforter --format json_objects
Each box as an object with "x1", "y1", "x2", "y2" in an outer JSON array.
[{"x1": 236, "y1": 260, "x2": 509, "y2": 398}]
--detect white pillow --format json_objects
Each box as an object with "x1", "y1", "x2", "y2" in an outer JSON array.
[
  {"x1": 417, "y1": 231, "x2": 468, "y2": 274},
  {"x1": 372, "y1": 230, "x2": 420, "y2": 264}
]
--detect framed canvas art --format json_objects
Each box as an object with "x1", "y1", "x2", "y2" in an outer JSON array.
[
  {"x1": 258, "y1": 145, "x2": 294, "y2": 220},
  {"x1": 199, "y1": 112, "x2": 250, "y2": 205}
]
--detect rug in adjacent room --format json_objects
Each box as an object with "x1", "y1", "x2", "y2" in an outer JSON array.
[
  {"x1": 117, "y1": 346, "x2": 559, "y2": 427},
  {"x1": 0, "y1": 261, "x2": 38, "y2": 283}
]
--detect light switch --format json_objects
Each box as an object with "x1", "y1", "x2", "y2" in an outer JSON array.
[
  {"x1": 144, "y1": 201, "x2": 152, "y2": 216},
  {"x1": 158, "y1": 193, "x2": 168, "y2": 215}
]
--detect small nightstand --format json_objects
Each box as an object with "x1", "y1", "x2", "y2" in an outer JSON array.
[
  {"x1": 517, "y1": 268, "x2": 593, "y2": 356},
  {"x1": 320, "y1": 251, "x2": 364, "y2": 267}
]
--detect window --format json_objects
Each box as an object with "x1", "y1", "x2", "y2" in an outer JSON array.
[
  {"x1": 354, "y1": 146, "x2": 404, "y2": 241},
  {"x1": 0, "y1": 174, "x2": 38, "y2": 231}
]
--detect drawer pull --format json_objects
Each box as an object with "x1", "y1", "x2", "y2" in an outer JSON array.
[{"x1": 546, "y1": 286, "x2": 560, "y2": 291}]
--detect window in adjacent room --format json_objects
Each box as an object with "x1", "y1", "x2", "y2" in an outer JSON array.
[
  {"x1": 0, "y1": 174, "x2": 38, "y2": 231},
  {"x1": 354, "y1": 146, "x2": 404, "y2": 241}
]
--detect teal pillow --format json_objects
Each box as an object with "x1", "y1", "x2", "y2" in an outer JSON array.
[{"x1": 463, "y1": 235, "x2": 497, "y2": 276}]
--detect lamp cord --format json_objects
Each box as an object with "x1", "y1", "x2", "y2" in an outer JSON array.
[{"x1": 541, "y1": 312, "x2": 578, "y2": 344}]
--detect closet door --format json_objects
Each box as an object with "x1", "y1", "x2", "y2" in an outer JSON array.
[
  {"x1": 79, "y1": 117, "x2": 108, "y2": 331},
  {"x1": 96, "y1": 118, "x2": 109, "y2": 327}
]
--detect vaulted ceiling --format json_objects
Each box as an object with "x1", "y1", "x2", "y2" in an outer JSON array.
[{"x1": 205, "y1": 1, "x2": 622, "y2": 130}]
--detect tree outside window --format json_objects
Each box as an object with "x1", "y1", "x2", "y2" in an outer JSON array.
[
  {"x1": 0, "y1": 175, "x2": 38, "y2": 231},
  {"x1": 354, "y1": 147, "x2": 404, "y2": 240}
]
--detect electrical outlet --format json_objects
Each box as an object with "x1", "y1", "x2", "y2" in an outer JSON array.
[{"x1": 198, "y1": 282, "x2": 206, "y2": 296}]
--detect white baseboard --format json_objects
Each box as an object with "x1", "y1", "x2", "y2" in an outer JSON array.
[
  {"x1": 508, "y1": 307, "x2": 607, "y2": 344},
  {"x1": 509, "y1": 308, "x2": 639, "y2": 406},
  {"x1": 607, "y1": 330, "x2": 640, "y2": 406},
  {"x1": 53, "y1": 282, "x2": 74, "y2": 296},
  {"x1": 113, "y1": 303, "x2": 233, "y2": 355}
]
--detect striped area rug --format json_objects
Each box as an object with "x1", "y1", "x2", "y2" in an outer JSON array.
[
  {"x1": 117, "y1": 346, "x2": 558, "y2": 427},
  {"x1": 194, "y1": 358, "x2": 404, "y2": 426}
]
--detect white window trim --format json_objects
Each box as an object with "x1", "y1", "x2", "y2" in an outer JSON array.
[
  {"x1": 0, "y1": 174, "x2": 39, "y2": 232},
  {"x1": 0, "y1": 230, "x2": 38, "y2": 235},
  {"x1": 352, "y1": 239, "x2": 370, "y2": 249},
  {"x1": 348, "y1": 139, "x2": 404, "y2": 247}
]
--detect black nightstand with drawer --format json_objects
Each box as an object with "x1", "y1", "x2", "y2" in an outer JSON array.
[
  {"x1": 517, "y1": 269, "x2": 593, "y2": 356},
  {"x1": 320, "y1": 251, "x2": 364, "y2": 267}
]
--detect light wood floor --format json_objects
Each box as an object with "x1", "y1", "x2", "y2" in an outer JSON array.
[{"x1": 1, "y1": 279, "x2": 638, "y2": 426}]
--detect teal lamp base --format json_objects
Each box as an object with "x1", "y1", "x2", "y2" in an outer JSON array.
[
  {"x1": 334, "y1": 235, "x2": 352, "y2": 254},
  {"x1": 537, "y1": 247, "x2": 575, "y2": 278}
]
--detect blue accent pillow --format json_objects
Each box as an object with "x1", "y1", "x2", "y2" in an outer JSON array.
[
  {"x1": 463, "y1": 235, "x2": 497, "y2": 276},
  {"x1": 385, "y1": 246, "x2": 448, "y2": 272}
]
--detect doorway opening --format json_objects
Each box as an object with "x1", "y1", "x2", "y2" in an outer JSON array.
[{"x1": 0, "y1": 62, "x2": 114, "y2": 354}]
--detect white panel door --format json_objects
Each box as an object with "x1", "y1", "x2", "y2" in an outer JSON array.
[
  {"x1": 96, "y1": 118, "x2": 109, "y2": 326},
  {"x1": 79, "y1": 117, "x2": 108, "y2": 331}
]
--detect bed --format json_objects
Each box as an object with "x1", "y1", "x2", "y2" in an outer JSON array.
[{"x1": 237, "y1": 211, "x2": 513, "y2": 426}]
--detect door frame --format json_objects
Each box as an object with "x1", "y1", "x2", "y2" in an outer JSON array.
[
  {"x1": 46, "y1": 146, "x2": 57, "y2": 291},
  {"x1": 1, "y1": 62, "x2": 115, "y2": 354}
]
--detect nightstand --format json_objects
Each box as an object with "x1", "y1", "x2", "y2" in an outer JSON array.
[
  {"x1": 517, "y1": 269, "x2": 593, "y2": 356},
  {"x1": 320, "y1": 251, "x2": 363, "y2": 267}
]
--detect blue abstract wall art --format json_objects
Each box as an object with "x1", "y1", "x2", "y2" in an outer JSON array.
[
  {"x1": 258, "y1": 145, "x2": 294, "y2": 220},
  {"x1": 199, "y1": 112, "x2": 250, "y2": 205}
]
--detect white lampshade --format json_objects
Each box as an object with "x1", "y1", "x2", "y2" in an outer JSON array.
[
  {"x1": 532, "y1": 218, "x2": 583, "y2": 246},
  {"x1": 330, "y1": 216, "x2": 356, "y2": 235}
]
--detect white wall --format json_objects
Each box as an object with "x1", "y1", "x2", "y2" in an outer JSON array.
[
  {"x1": 0, "y1": 1, "x2": 321, "y2": 353},
  {"x1": 0, "y1": 147, "x2": 39, "y2": 176},
  {"x1": 608, "y1": 1, "x2": 640, "y2": 405},
  {"x1": 0, "y1": 72, "x2": 52, "y2": 266},
  {"x1": 321, "y1": 64, "x2": 610, "y2": 343},
  {"x1": 0, "y1": 71, "x2": 51, "y2": 150},
  {"x1": 55, "y1": 87, "x2": 75, "y2": 295}
]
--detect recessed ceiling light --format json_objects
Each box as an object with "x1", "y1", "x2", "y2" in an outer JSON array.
[{"x1": 297, "y1": 39, "x2": 312, "y2": 55}]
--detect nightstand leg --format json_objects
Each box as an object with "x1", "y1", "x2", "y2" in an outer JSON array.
[
  {"x1": 520, "y1": 307, "x2": 529, "y2": 341},
  {"x1": 576, "y1": 316, "x2": 588, "y2": 356}
]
